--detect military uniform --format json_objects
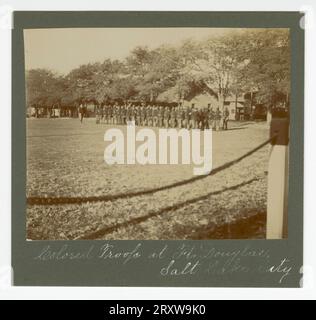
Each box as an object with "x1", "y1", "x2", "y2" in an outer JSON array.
[
  {"x1": 146, "y1": 106, "x2": 153, "y2": 127},
  {"x1": 208, "y1": 108, "x2": 215, "y2": 129},
  {"x1": 119, "y1": 106, "x2": 123, "y2": 125},
  {"x1": 79, "y1": 104, "x2": 84, "y2": 123},
  {"x1": 152, "y1": 106, "x2": 158, "y2": 127},
  {"x1": 215, "y1": 108, "x2": 221, "y2": 131},
  {"x1": 136, "y1": 106, "x2": 141, "y2": 126},
  {"x1": 201, "y1": 108, "x2": 208, "y2": 130},
  {"x1": 163, "y1": 108, "x2": 170, "y2": 128},
  {"x1": 223, "y1": 108, "x2": 229, "y2": 130},
  {"x1": 95, "y1": 106, "x2": 101, "y2": 124},
  {"x1": 126, "y1": 106, "x2": 131, "y2": 123},
  {"x1": 184, "y1": 107, "x2": 191, "y2": 129},
  {"x1": 109, "y1": 106, "x2": 113, "y2": 124},
  {"x1": 131, "y1": 106, "x2": 136, "y2": 123},
  {"x1": 140, "y1": 106, "x2": 146, "y2": 126},
  {"x1": 175, "y1": 108, "x2": 182, "y2": 129},
  {"x1": 121, "y1": 106, "x2": 127, "y2": 125},
  {"x1": 103, "y1": 106, "x2": 106, "y2": 124},
  {"x1": 170, "y1": 108, "x2": 176, "y2": 128},
  {"x1": 158, "y1": 107, "x2": 164, "y2": 127},
  {"x1": 179, "y1": 108, "x2": 185, "y2": 129},
  {"x1": 191, "y1": 108, "x2": 199, "y2": 129}
]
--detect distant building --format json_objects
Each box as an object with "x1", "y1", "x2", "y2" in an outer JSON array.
[
  {"x1": 157, "y1": 86, "x2": 249, "y2": 121},
  {"x1": 224, "y1": 95, "x2": 246, "y2": 121},
  {"x1": 183, "y1": 93, "x2": 218, "y2": 110}
]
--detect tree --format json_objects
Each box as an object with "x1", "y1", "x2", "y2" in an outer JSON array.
[
  {"x1": 66, "y1": 63, "x2": 101, "y2": 104},
  {"x1": 238, "y1": 29, "x2": 290, "y2": 116},
  {"x1": 181, "y1": 35, "x2": 250, "y2": 126},
  {"x1": 26, "y1": 69, "x2": 65, "y2": 109}
]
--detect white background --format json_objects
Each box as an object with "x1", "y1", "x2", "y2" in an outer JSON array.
[{"x1": 0, "y1": 0, "x2": 315, "y2": 300}]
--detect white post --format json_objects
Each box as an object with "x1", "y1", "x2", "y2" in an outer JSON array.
[{"x1": 267, "y1": 118, "x2": 289, "y2": 239}]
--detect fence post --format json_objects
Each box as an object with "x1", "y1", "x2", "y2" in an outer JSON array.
[{"x1": 267, "y1": 118, "x2": 289, "y2": 239}]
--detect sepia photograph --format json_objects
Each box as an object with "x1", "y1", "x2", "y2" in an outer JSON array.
[{"x1": 24, "y1": 27, "x2": 290, "y2": 241}]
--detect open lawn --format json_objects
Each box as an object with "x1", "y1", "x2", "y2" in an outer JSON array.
[{"x1": 27, "y1": 118, "x2": 270, "y2": 240}]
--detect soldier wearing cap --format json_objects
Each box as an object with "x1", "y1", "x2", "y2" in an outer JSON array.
[
  {"x1": 152, "y1": 105, "x2": 158, "y2": 127},
  {"x1": 111, "y1": 104, "x2": 116, "y2": 125},
  {"x1": 184, "y1": 106, "x2": 190, "y2": 129},
  {"x1": 140, "y1": 105, "x2": 146, "y2": 126},
  {"x1": 136, "y1": 105, "x2": 141, "y2": 126},
  {"x1": 207, "y1": 106, "x2": 214, "y2": 129},
  {"x1": 215, "y1": 107, "x2": 221, "y2": 131},
  {"x1": 109, "y1": 105, "x2": 114, "y2": 124},
  {"x1": 121, "y1": 104, "x2": 127, "y2": 125},
  {"x1": 170, "y1": 107, "x2": 176, "y2": 128},
  {"x1": 176, "y1": 106, "x2": 182, "y2": 129},
  {"x1": 223, "y1": 107, "x2": 230, "y2": 130},
  {"x1": 192, "y1": 107, "x2": 199, "y2": 129},
  {"x1": 146, "y1": 105, "x2": 153, "y2": 127},
  {"x1": 179, "y1": 107, "x2": 185, "y2": 129},
  {"x1": 202, "y1": 107, "x2": 209, "y2": 130},
  {"x1": 164, "y1": 107, "x2": 170, "y2": 128},
  {"x1": 131, "y1": 105, "x2": 136, "y2": 123},
  {"x1": 158, "y1": 106, "x2": 164, "y2": 127}
]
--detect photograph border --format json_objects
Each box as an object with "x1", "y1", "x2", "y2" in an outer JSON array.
[{"x1": 12, "y1": 11, "x2": 304, "y2": 287}]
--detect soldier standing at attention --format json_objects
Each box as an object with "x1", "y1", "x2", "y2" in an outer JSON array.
[
  {"x1": 192, "y1": 107, "x2": 198, "y2": 129},
  {"x1": 113, "y1": 104, "x2": 119, "y2": 124},
  {"x1": 112, "y1": 105, "x2": 116, "y2": 125},
  {"x1": 108, "y1": 105, "x2": 113, "y2": 124},
  {"x1": 170, "y1": 107, "x2": 176, "y2": 128},
  {"x1": 202, "y1": 107, "x2": 209, "y2": 130},
  {"x1": 105, "y1": 105, "x2": 108, "y2": 124},
  {"x1": 208, "y1": 107, "x2": 214, "y2": 130},
  {"x1": 158, "y1": 106, "x2": 163, "y2": 127},
  {"x1": 101, "y1": 105, "x2": 106, "y2": 124},
  {"x1": 146, "y1": 105, "x2": 152, "y2": 127},
  {"x1": 184, "y1": 106, "x2": 190, "y2": 129},
  {"x1": 136, "y1": 105, "x2": 141, "y2": 126},
  {"x1": 121, "y1": 104, "x2": 127, "y2": 125},
  {"x1": 180, "y1": 107, "x2": 185, "y2": 129},
  {"x1": 164, "y1": 107, "x2": 170, "y2": 128},
  {"x1": 223, "y1": 107, "x2": 230, "y2": 130},
  {"x1": 215, "y1": 107, "x2": 221, "y2": 131},
  {"x1": 140, "y1": 105, "x2": 146, "y2": 126},
  {"x1": 95, "y1": 105, "x2": 100, "y2": 124},
  {"x1": 118, "y1": 104, "x2": 122, "y2": 125},
  {"x1": 117, "y1": 104, "x2": 122, "y2": 125},
  {"x1": 112, "y1": 104, "x2": 116, "y2": 125},
  {"x1": 152, "y1": 105, "x2": 158, "y2": 127},
  {"x1": 176, "y1": 106, "x2": 182, "y2": 129},
  {"x1": 196, "y1": 108, "x2": 202, "y2": 129},
  {"x1": 131, "y1": 105, "x2": 136, "y2": 123},
  {"x1": 79, "y1": 103, "x2": 84, "y2": 123},
  {"x1": 126, "y1": 104, "x2": 131, "y2": 123},
  {"x1": 101, "y1": 105, "x2": 105, "y2": 124}
]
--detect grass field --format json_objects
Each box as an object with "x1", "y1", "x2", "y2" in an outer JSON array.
[{"x1": 27, "y1": 118, "x2": 270, "y2": 240}]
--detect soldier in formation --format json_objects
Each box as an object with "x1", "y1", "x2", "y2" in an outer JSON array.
[{"x1": 95, "y1": 103, "x2": 229, "y2": 130}]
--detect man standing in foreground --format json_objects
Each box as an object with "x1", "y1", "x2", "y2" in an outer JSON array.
[{"x1": 79, "y1": 103, "x2": 85, "y2": 123}]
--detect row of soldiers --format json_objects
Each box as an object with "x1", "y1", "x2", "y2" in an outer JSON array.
[{"x1": 95, "y1": 104, "x2": 230, "y2": 130}]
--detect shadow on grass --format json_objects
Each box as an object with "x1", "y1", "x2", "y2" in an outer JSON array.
[
  {"x1": 190, "y1": 211, "x2": 266, "y2": 240},
  {"x1": 76, "y1": 177, "x2": 261, "y2": 240}
]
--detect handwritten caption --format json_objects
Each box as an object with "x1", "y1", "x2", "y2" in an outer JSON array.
[{"x1": 34, "y1": 243, "x2": 293, "y2": 284}]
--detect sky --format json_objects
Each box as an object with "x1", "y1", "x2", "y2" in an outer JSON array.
[{"x1": 24, "y1": 28, "x2": 233, "y2": 75}]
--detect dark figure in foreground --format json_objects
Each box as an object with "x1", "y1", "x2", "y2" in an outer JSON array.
[{"x1": 79, "y1": 104, "x2": 85, "y2": 123}]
